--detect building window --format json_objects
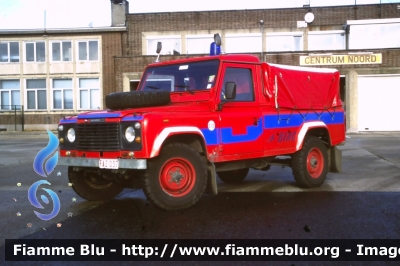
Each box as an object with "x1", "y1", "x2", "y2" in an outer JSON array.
[
  {"x1": 308, "y1": 30, "x2": 345, "y2": 51},
  {"x1": 78, "y1": 40, "x2": 98, "y2": 61},
  {"x1": 349, "y1": 22, "x2": 400, "y2": 49},
  {"x1": 266, "y1": 33, "x2": 303, "y2": 52},
  {"x1": 79, "y1": 78, "x2": 100, "y2": 110},
  {"x1": 0, "y1": 80, "x2": 20, "y2": 110},
  {"x1": 0, "y1": 42, "x2": 19, "y2": 63},
  {"x1": 51, "y1": 41, "x2": 72, "y2": 62},
  {"x1": 186, "y1": 35, "x2": 213, "y2": 54},
  {"x1": 225, "y1": 34, "x2": 262, "y2": 53},
  {"x1": 146, "y1": 36, "x2": 181, "y2": 55},
  {"x1": 26, "y1": 79, "x2": 47, "y2": 110},
  {"x1": 52, "y1": 79, "x2": 73, "y2": 110},
  {"x1": 25, "y1": 41, "x2": 46, "y2": 62}
]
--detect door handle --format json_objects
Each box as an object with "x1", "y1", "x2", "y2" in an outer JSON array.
[{"x1": 254, "y1": 117, "x2": 260, "y2": 126}]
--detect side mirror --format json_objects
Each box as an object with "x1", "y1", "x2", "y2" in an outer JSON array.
[
  {"x1": 155, "y1": 42, "x2": 162, "y2": 62},
  {"x1": 217, "y1": 82, "x2": 236, "y2": 111},
  {"x1": 156, "y1": 42, "x2": 162, "y2": 54},
  {"x1": 225, "y1": 82, "x2": 236, "y2": 100}
]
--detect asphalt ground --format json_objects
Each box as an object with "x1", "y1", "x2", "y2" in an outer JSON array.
[{"x1": 0, "y1": 131, "x2": 399, "y2": 266}]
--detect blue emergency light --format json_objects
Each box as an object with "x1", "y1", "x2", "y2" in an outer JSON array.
[
  {"x1": 210, "y1": 33, "x2": 222, "y2": 56},
  {"x1": 210, "y1": 42, "x2": 221, "y2": 56}
]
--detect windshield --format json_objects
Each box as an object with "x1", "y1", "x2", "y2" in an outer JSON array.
[{"x1": 138, "y1": 60, "x2": 220, "y2": 93}]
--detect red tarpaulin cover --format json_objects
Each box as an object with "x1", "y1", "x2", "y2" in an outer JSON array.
[{"x1": 262, "y1": 63, "x2": 342, "y2": 110}]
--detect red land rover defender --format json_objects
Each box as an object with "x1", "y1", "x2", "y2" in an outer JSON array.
[{"x1": 58, "y1": 38, "x2": 345, "y2": 210}]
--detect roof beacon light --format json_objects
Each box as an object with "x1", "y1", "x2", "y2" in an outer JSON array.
[{"x1": 210, "y1": 33, "x2": 222, "y2": 56}]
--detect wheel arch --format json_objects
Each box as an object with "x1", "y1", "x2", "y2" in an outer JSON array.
[
  {"x1": 150, "y1": 127, "x2": 207, "y2": 158},
  {"x1": 296, "y1": 122, "x2": 331, "y2": 151},
  {"x1": 163, "y1": 134, "x2": 207, "y2": 155}
]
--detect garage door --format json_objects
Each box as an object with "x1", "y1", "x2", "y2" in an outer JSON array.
[{"x1": 358, "y1": 75, "x2": 400, "y2": 131}]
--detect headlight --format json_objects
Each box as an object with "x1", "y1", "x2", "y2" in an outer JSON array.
[
  {"x1": 125, "y1": 126, "x2": 135, "y2": 142},
  {"x1": 58, "y1": 125, "x2": 64, "y2": 131},
  {"x1": 67, "y1": 128, "x2": 75, "y2": 143},
  {"x1": 134, "y1": 122, "x2": 141, "y2": 129}
]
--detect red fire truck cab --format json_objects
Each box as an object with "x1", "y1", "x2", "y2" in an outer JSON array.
[{"x1": 58, "y1": 50, "x2": 345, "y2": 210}]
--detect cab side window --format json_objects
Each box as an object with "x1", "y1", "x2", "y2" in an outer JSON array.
[{"x1": 221, "y1": 67, "x2": 254, "y2": 101}]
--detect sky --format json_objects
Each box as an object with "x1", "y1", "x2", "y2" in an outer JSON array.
[{"x1": 0, "y1": 0, "x2": 399, "y2": 30}]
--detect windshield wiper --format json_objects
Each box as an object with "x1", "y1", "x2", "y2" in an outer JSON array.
[
  {"x1": 175, "y1": 84, "x2": 194, "y2": 95},
  {"x1": 146, "y1": 85, "x2": 160, "y2": 90}
]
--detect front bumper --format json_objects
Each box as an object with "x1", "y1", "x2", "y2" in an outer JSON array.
[{"x1": 58, "y1": 157, "x2": 147, "y2": 169}]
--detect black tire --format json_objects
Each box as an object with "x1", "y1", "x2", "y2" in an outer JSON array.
[
  {"x1": 68, "y1": 167, "x2": 124, "y2": 201},
  {"x1": 142, "y1": 143, "x2": 208, "y2": 210},
  {"x1": 291, "y1": 136, "x2": 328, "y2": 188},
  {"x1": 105, "y1": 90, "x2": 170, "y2": 109},
  {"x1": 217, "y1": 168, "x2": 249, "y2": 183}
]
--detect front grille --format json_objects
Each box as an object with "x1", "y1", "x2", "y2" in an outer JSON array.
[{"x1": 76, "y1": 123, "x2": 120, "y2": 151}]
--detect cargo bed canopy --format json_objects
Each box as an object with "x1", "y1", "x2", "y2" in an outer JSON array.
[{"x1": 262, "y1": 63, "x2": 342, "y2": 110}]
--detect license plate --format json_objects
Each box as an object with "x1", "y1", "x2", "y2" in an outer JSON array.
[{"x1": 99, "y1": 159, "x2": 119, "y2": 169}]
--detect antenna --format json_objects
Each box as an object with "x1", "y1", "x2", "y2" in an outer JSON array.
[
  {"x1": 44, "y1": 10, "x2": 46, "y2": 31},
  {"x1": 260, "y1": 20, "x2": 264, "y2": 60}
]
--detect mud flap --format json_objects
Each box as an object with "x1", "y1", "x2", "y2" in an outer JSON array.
[
  {"x1": 205, "y1": 162, "x2": 218, "y2": 195},
  {"x1": 328, "y1": 146, "x2": 342, "y2": 173}
]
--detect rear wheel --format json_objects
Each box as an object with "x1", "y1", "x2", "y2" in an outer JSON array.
[
  {"x1": 291, "y1": 136, "x2": 328, "y2": 188},
  {"x1": 142, "y1": 143, "x2": 208, "y2": 210},
  {"x1": 217, "y1": 168, "x2": 249, "y2": 183},
  {"x1": 68, "y1": 167, "x2": 124, "y2": 201}
]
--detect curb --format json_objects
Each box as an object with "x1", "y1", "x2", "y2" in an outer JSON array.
[{"x1": 0, "y1": 131, "x2": 58, "y2": 136}]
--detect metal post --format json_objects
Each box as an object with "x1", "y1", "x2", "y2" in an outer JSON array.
[
  {"x1": 14, "y1": 105, "x2": 16, "y2": 131},
  {"x1": 21, "y1": 105, "x2": 24, "y2": 131}
]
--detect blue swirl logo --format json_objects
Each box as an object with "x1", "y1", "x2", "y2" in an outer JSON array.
[
  {"x1": 33, "y1": 130, "x2": 59, "y2": 177},
  {"x1": 28, "y1": 130, "x2": 61, "y2": 221},
  {"x1": 28, "y1": 180, "x2": 61, "y2": 221}
]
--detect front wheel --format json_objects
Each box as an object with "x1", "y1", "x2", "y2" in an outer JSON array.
[
  {"x1": 291, "y1": 136, "x2": 328, "y2": 188},
  {"x1": 68, "y1": 167, "x2": 124, "y2": 201},
  {"x1": 142, "y1": 143, "x2": 208, "y2": 210}
]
